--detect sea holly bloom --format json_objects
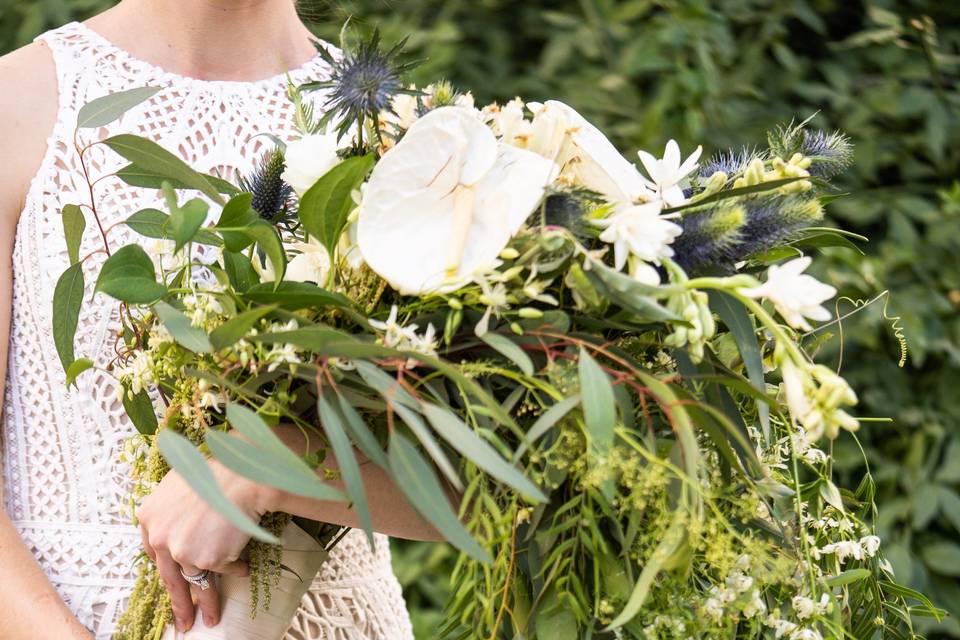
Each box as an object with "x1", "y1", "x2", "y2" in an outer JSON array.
[
  {"x1": 527, "y1": 100, "x2": 652, "y2": 204},
  {"x1": 592, "y1": 201, "x2": 682, "y2": 271},
  {"x1": 357, "y1": 106, "x2": 554, "y2": 294},
  {"x1": 739, "y1": 257, "x2": 836, "y2": 331},
  {"x1": 637, "y1": 139, "x2": 703, "y2": 207},
  {"x1": 280, "y1": 132, "x2": 344, "y2": 196}
]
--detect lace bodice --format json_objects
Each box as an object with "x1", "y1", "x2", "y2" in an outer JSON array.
[{"x1": 1, "y1": 22, "x2": 412, "y2": 640}]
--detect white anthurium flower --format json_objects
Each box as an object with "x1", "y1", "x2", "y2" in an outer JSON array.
[
  {"x1": 280, "y1": 131, "x2": 346, "y2": 197},
  {"x1": 285, "y1": 235, "x2": 332, "y2": 284},
  {"x1": 527, "y1": 100, "x2": 652, "y2": 204},
  {"x1": 357, "y1": 106, "x2": 555, "y2": 295},
  {"x1": 739, "y1": 257, "x2": 837, "y2": 331},
  {"x1": 592, "y1": 200, "x2": 683, "y2": 271},
  {"x1": 637, "y1": 139, "x2": 703, "y2": 207}
]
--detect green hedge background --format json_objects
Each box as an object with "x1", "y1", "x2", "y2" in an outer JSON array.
[{"x1": 2, "y1": 1, "x2": 958, "y2": 637}]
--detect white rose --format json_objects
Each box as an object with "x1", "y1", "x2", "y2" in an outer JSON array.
[
  {"x1": 281, "y1": 132, "x2": 343, "y2": 196},
  {"x1": 357, "y1": 106, "x2": 555, "y2": 294},
  {"x1": 285, "y1": 235, "x2": 332, "y2": 284}
]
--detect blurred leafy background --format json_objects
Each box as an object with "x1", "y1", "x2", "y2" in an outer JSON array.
[{"x1": 3, "y1": 0, "x2": 958, "y2": 637}]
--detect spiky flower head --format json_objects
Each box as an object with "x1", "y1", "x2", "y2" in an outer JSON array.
[
  {"x1": 238, "y1": 149, "x2": 294, "y2": 225},
  {"x1": 303, "y1": 29, "x2": 417, "y2": 147},
  {"x1": 769, "y1": 118, "x2": 853, "y2": 178}
]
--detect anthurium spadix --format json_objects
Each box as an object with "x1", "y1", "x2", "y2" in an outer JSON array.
[
  {"x1": 357, "y1": 106, "x2": 555, "y2": 294},
  {"x1": 528, "y1": 100, "x2": 652, "y2": 205}
]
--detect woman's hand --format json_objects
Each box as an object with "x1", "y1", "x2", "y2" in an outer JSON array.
[{"x1": 137, "y1": 459, "x2": 271, "y2": 632}]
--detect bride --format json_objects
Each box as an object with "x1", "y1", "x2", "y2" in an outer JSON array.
[{"x1": 0, "y1": 1, "x2": 440, "y2": 638}]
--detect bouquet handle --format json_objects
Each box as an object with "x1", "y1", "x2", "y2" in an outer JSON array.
[{"x1": 162, "y1": 521, "x2": 328, "y2": 640}]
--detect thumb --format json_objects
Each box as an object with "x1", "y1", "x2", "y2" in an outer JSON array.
[{"x1": 216, "y1": 559, "x2": 250, "y2": 578}]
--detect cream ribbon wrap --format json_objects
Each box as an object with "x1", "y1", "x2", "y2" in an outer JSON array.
[{"x1": 162, "y1": 522, "x2": 329, "y2": 640}]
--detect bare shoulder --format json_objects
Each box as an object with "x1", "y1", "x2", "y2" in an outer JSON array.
[{"x1": 0, "y1": 39, "x2": 58, "y2": 232}]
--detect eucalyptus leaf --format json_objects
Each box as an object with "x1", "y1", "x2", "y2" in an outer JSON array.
[
  {"x1": 422, "y1": 404, "x2": 546, "y2": 502},
  {"x1": 77, "y1": 86, "x2": 160, "y2": 128},
  {"x1": 215, "y1": 193, "x2": 259, "y2": 252},
  {"x1": 153, "y1": 301, "x2": 213, "y2": 353},
  {"x1": 222, "y1": 251, "x2": 260, "y2": 292},
  {"x1": 52, "y1": 262, "x2": 84, "y2": 372},
  {"x1": 61, "y1": 204, "x2": 85, "y2": 265},
  {"x1": 206, "y1": 430, "x2": 344, "y2": 503},
  {"x1": 335, "y1": 393, "x2": 389, "y2": 469},
  {"x1": 242, "y1": 221, "x2": 286, "y2": 284},
  {"x1": 125, "y1": 208, "x2": 221, "y2": 246},
  {"x1": 388, "y1": 431, "x2": 490, "y2": 563},
  {"x1": 317, "y1": 394, "x2": 374, "y2": 545},
  {"x1": 64, "y1": 357, "x2": 94, "y2": 388},
  {"x1": 157, "y1": 430, "x2": 277, "y2": 543},
  {"x1": 103, "y1": 134, "x2": 225, "y2": 205},
  {"x1": 578, "y1": 348, "x2": 616, "y2": 454},
  {"x1": 514, "y1": 394, "x2": 581, "y2": 460},
  {"x1": 94, "y1": 244, "x2": 166, "y2": 303},
  {"x1": 116, "y1": 163, "x2": 239, "y2": 195},
  {"x1": 209, "y1": 305, "x2": 276, "y2": 350},
  {"x1": 392, "y1": 403, "x2": 463, "y2": 492},
  {"x1": 168, "y1": 197, "x2": 209, "y2": 253},
  {"x1": 241, "y1": 281, "x2": 355, "y2": 311},
  {"x1": 122, "y1": 388, "x2": 159, "y2": 435},
  {"x1": 478, "y1": 332, "x2": 535, "y2": 376}
]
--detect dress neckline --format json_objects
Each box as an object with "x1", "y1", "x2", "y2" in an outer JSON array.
[{"x1": 67, "y1": 20, "x2": 331, "y2": 91}]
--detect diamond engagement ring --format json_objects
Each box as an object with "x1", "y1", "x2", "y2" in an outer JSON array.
[{"x1": 180, "y1": 567, "x2": 212, "y2": 591}]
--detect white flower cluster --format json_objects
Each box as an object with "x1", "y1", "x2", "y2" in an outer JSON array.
[
  {"x1": 740, "y1": 257, "x2": 836, "y2": 331},
  {"x1": 369, "y1": 305, "x2": 439, "y2": 366}
]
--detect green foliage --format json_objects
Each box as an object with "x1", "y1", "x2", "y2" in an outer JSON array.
[{"x1": 9, "y1": 0, "x2": 958, "y2": 636}]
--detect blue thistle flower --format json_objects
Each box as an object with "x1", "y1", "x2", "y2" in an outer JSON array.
[
  {"x1": 698, "y1": 147, "x2": 759, "y2": 181},
  {"x1": 736, "y1": 195, "x2": 824, "y2": 257},
  {"x1": 674, "y1": 204, "x2": 746, "y2": 274},
  {"x1": 799, "y1": 129, "x2": 853, "y2": 178},
  {"x1": 239, "y1": 149, "x2": 294, "y2": 224},
  {"x1": 301, "y1": 30, "x2": 417, "y2": 147}
]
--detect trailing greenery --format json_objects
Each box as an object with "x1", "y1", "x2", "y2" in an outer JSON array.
[{"x1": 3, "y1": 0, "x2": 958, "y2": 637}]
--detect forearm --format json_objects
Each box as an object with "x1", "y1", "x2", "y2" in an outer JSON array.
[
  {"x1": 0, "y1": 512, "x2": 92, "y2": 639},
  {"x1": 257, "y1": 425, "x2": 448, "y2": 541}
]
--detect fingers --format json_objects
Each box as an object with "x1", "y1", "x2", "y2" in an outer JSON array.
[
  {"x1": 155, "y1": 550, "x2": 196, "y2": 632},
  {"x1": 139, "y1": 524, "x2": 156, "y2": 563},
  {"x1": 191, "y1": 577, "x2": 221, "y2": 628}
]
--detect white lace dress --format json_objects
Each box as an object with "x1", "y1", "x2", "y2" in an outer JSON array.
[{"x1": 1, "y1": 21, "x2": 414, "y2": 640}]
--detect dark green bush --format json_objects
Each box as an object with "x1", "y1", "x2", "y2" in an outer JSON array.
[{"x1": 3, "y1": 1, "x2": 958, "y2": 637}]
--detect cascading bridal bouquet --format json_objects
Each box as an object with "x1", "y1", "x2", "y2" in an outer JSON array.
[{"x1": 52, "y1": 30, "x2": 942, "y2": 640}]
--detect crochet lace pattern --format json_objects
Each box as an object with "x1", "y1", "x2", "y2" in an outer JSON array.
[{"x1": 1, "y1": 21, "x2": 413, "y2": 640}]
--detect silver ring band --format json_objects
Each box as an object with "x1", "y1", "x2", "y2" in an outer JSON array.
[{"x1": 180, "y1": 567, "x2": 212, "y2": 591}]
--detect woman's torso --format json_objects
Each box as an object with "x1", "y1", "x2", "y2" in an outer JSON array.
[{"x1": 0, "y1": 21, "x2": 413, "y2": 640}]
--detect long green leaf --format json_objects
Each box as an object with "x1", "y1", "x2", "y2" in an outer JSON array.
[
  {"x1": 77, "y1": 86, "x2": 160, "y2": 128},
  {"x1": 392, "y1": 403, "x2": 463, "y2": 491},
  {"x1": 514, "y1": 394, "x2": 581, "y2": 460},
  {"x1": 388, "y1": 431, "x2": 490, "y2": 563},
  {"x1": 354, "y1": 360, "x2": 419, "y2": 409},
  {"x1": 125, "y1": 208, "x2": 221, "y2": 246},
  {"x1": 248, "y1": 326, "x2": 350, "y2": 352},
  {"x1": 298, "y1": 155, "x2": 374, "y2": 254},
  {"x1": 241, "y1": 281, "x2": 355, "y2": 311},
  {"x1": 122, "y1": 388, "x2": 159, "y2": 435},
  {"x1": 335, "y1": 393, "x2": 389, "y2": 469},
  {"x1": 317, "y1": 394, "x2": 374, "y2": 544},
  {"x1": 422, "y1": 404, "x2": 546, "y2": 502},
  {"x1": 157, "y1": 430, "x2": 277, "y2": 543},
  {"x1": 64, "y1": 357, "x2": 94, "y2": 387},
  {"x1": 116, "y1": 163, "x2": 239, "y2": 195},
  {"x1": 478, "y1": 332, "x2": 535, "y2": 376},
  {"x1": 53, "y1": 262, "x2": 84, "y2": 372},
  {"x1": 709, "y1": 291, "x2": 770, "y2": 443},
  {"x1": 206, "y1": 430, "x2": 344, "y2": 503},
  {"x1": 103, "y1": 134, "x2": 225, "y2": 205},
  {"x1": 61, "y1": 204, "x2": 85, "y2": 265},
  {"x1": 94, "y1": 244, "x2": 166, "y2": 303},
  {"x1": 578, "y1": 348, "x2": 616, "y2": 454},
  {"x1": 153, "y1": 301, "x2": 213, "y2": 353},
  {"x1": 222, "y1": 251, "x2": 260, "y2": 292},
  {"x1": 243, "y1": 221, "x2": 286, "y2": 285}
]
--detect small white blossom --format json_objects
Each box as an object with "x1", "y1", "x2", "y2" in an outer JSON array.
[
  {"x1": 821, "y1": 540, "x2": 864, "y2": 563},
  {"x1": 743, "y1": 590, "x2": 767, "y2": 618},
  {"x1": 593, "y1": 201, "x2": 682, "y2": 272},
  {"x1": 740, "y1": 257, "x2": 836, "y2": 331},
  {"x1": 792, "y1": 595, "x2": 816, "y2": 620},
  {"x1": 790, "y1": 629, "x2": 823, "y2": 640},
  {"x1": 637, "y1": 139, "x2": 703, "y2": 206},
  {"x1": 702, "y1": 597, "x2": 724, "y2": 623},
  {"x1": 766, "y1": 617, "x2": 798, "y2": 639},
  {"x1": 860, "y1": 535, "x2": 881, "y2": 557}
]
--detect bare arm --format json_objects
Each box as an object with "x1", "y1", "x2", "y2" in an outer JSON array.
[{"x1": 0, "y1": 40, "x2": 94, "y2": 640}]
